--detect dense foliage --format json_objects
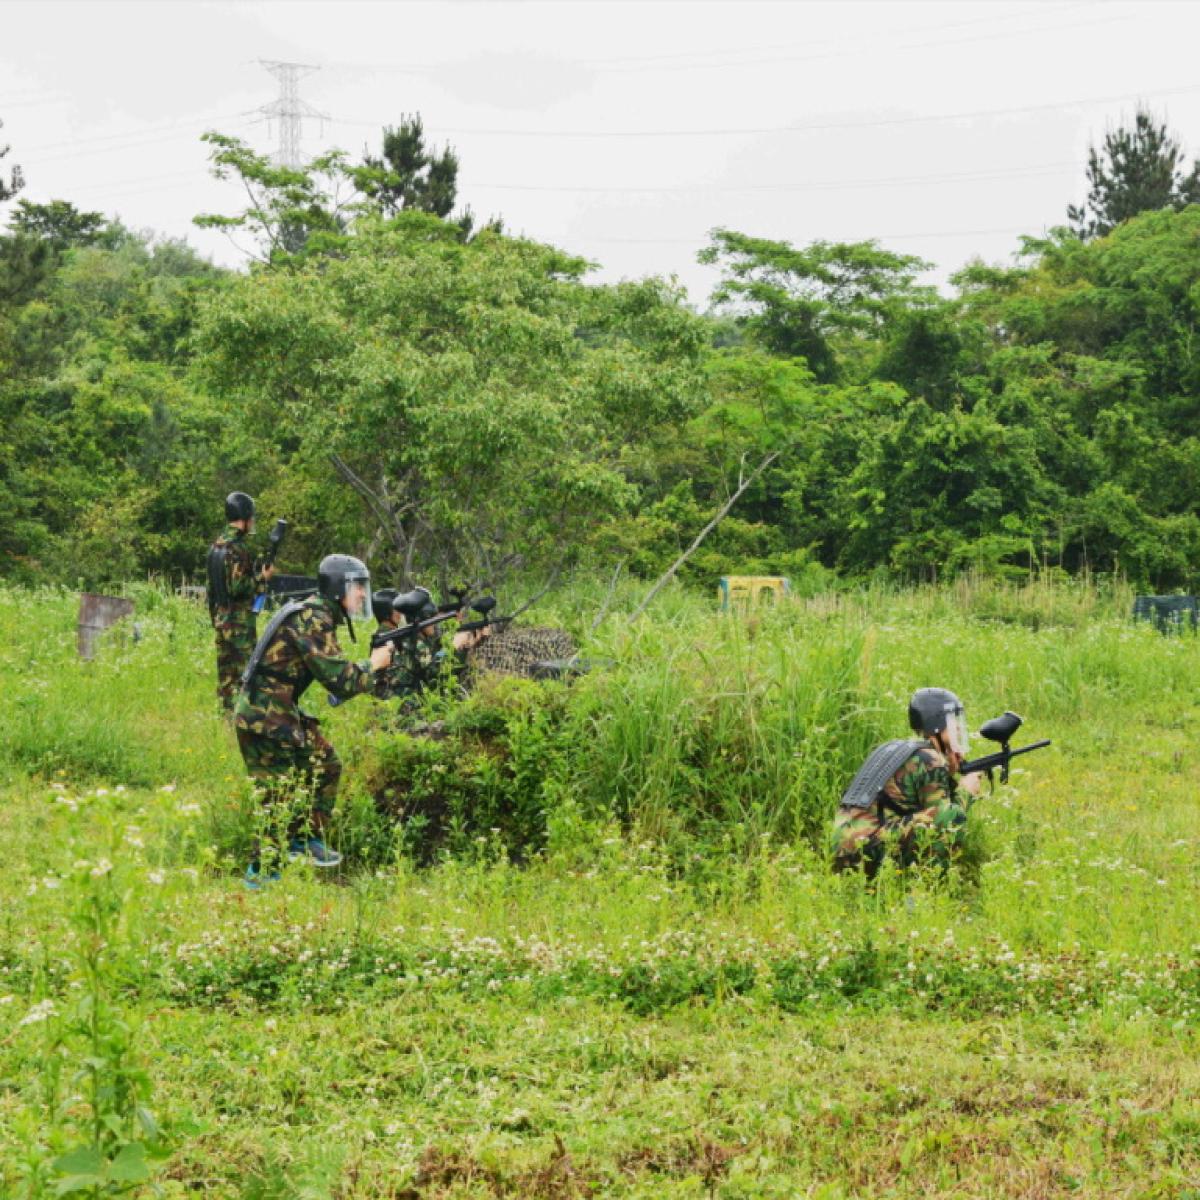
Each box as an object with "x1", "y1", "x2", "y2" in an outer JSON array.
[{"x1": 3, "y1": 111, "x2": 1200, "y2": 592}]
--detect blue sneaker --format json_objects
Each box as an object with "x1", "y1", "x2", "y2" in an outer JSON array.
[
  {"x1": 244, "y1": 864, "x2": 281, "y2": 890},
  {"x1": 287, "y1": 837, "x2": 342, "y2": 868}
]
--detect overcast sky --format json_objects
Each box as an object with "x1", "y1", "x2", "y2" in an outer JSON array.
[{"x1": 4, "y1": 0, "x2": 1199, "y2": 304}]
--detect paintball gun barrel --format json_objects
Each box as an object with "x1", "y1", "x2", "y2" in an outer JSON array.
[
  {"x1": 959, "y1": 710, "x2": 1050, "y2": 784},
  {"x1": 264, "y1": 518, "x2": 288, "y2": 566},
  {"x1": 252, "y1": 519, "x2": 289, "y2": 613}
]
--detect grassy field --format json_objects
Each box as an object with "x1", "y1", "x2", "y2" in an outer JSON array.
[{"x1": 3, "y1": 578, "x2": 1200, "y2": 1197}]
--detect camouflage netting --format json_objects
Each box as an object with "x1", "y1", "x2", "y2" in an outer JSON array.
[{"x1": 465, "y1": 624, "x2": 577, "y2": 678}]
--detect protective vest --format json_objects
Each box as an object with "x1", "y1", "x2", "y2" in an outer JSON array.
[
  {"x1": 206, "y1": 543, "x2": 230, "y2": 618},
  {"x1": 840, "y1": 739, "x2": 929, "y2": 810},
  {"x1": 239, "y1": 598, "x2": 308, "y2": 692}
]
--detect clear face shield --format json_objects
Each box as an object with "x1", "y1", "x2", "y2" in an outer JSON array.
[
  {"x1": 341, "y1": 574, "x2": 372, "y2": 621},
  {"x1": 945, "y1": 705, "x2": 970, "y2": 757}
]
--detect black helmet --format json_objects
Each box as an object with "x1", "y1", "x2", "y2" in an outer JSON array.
[
  {"x1": 392, "y1": 586, "x2": 436, "y2": 624},
  {"x1": 317, "y1": 554, "x2": 371, "y2": 607},
  {"x1": 225, "y1": 491, "x2": 255, "y2": 522},
  {"x1": 908, "y1": 687, "x2": 964, "y2": 736},
  {"x1": 371, "y1": 588, "x2": 399, "y2": 624}
]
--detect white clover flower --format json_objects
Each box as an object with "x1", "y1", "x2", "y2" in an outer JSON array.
[
  {"x1": 124, "y1": 834, "x2": 145, "y2": 849},
  {"x1": 17, "y1": 999, "x2": 56, "y2": 1027},
  {"x1": 90, "y1": 859, "x2": 113, "y2": 878},
  {"x1": 147, "y1": 870, "x2": 166, "y2": 886}
]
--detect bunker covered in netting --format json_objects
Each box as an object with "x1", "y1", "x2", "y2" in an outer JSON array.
[{"x1": 464, "y1": 624, "x2": 577, "y2": 679}]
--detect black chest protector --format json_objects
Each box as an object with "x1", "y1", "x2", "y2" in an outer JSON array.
[
  {"x1": 206, "y1": 543, "x2": 230, "y2": 618},
  {"x1": 840, "y1": 739, "x2": 929, "y2": 810}
]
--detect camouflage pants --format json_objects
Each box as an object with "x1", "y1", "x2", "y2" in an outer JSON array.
[
  {"x1": 236, "y1": 720, "x2": 342, "y2": 833},
  {"x1": 830, "y1": 798, "x2": 970, "y2": 876},
  {"x1": 214, "y1": 616, "x2": 257, "y2": 711}
]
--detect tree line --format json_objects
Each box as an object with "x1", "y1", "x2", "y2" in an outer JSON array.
[{"x1": 2, "y1": 109, "x2": 1199, "y2": 593}]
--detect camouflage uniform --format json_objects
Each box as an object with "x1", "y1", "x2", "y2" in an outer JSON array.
[
  {"x1": 209, "y1": 524, "x2": 269, "y2": 711},
  {"x1": 234, "y1": 596, "x2": 376, "y2": 833},
  {"x1": 830, "y1": 743, "x2": 971, "y2": 874}
]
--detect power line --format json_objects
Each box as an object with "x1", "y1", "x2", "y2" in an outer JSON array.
[
  {"x1": 327, "y1": 81, "x2": 1200, "y2": 140},
  {"x1": 573, "y1": 226, "x2": 1039, "y2": 247},
  {"x1": 18, "y1": 113, "x2": 251, "y2": 161},
  {"x1": 327, "y1": 1, "x2": 1096, "y2": 75},
  {"x1": 585, "y1": 6, "x2": 1131, "y2": 74},
  {"x1": 461, "y1": 160, "x2": 1081, "y2": 196}
]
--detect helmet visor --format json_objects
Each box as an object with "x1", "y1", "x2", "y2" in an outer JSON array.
[
  {"x1": 342, "y1": 571, "x2": 371, "y2": 620},
  {"x1": 947, "y1": 707, "x2": 970, "y2": 756}
]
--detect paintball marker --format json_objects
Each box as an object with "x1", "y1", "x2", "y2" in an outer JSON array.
[
  {"x1": 454, "y1": 595, "x2": 512, "y2": 634},
  {"x1": 252, "y1": 519, "x2": 289, "y2": 613},
  {"x1": 959, "y1": 711, "x2": 1050, "y2": 786}
]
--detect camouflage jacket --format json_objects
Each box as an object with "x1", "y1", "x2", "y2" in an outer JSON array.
[
  {"x1": 209, "y1": 524, "x2": 269, "y2": 629},
  {"x1": 234, "y1": 597, "x2": 375, "y2": 742},
  {"x1": 879, "y1": 746, "x2": 956, "y2": 816}
]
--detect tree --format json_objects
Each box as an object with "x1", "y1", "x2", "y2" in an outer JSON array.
[
  {"x1": 0, "y1": 117, "x2": 23, "y2": 204},
  {"x1": 699, "y1": 230, "x2": 933, "y2": 382},
  {"x1": 9, "y1": 199, "x2": 110, "y2": 249},
  {"x1": 195, "y1": 132, "x2": 352, "y2": 263},
  {"x1": 193, "y1": 213, "x2": 709, "y2": 591},
  {"x1": 355, "y1": 114, "x2": 459, "y2": 218},
  {"x1": 1067, "y1": 107, "x2": 1200, "y2": 240}
]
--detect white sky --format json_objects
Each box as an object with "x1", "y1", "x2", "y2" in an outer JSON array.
[{"x1": 3, "y1": 0, "x2": 1200, "y2": 304}]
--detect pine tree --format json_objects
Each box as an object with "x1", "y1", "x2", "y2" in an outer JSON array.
[
  {"x1": 1068, "y1": 108, "x2": 1200, "y2": 239},
  {"x1": 357, "y1": 115, "x2": 460, "y2": 218},
  {"x1": 0, "y1": 118, "x2": 24, "y2": 204}
]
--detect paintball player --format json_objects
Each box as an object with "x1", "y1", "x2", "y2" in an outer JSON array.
[
  {"x1": 369, "y1": 586, "x2": 491, "y2": 700},
  {"x1": 369, "y1": 587, "x2": 431, "y2": 701},
  {"x1": 234, "y1": 554, "x2": 395, "y2": 886},
  {"x1": 207, "y1": 492, "x2": 274, "y2": 712},
  {"x1": 831, "y1": 687, "x2": 982, "y2": 877}
]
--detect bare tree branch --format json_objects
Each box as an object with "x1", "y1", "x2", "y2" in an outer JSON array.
[
  {"x1": 507, "y1": 563, "x2": 560, "y2": 621},
  {"x1": 629, "y1": 450, "x2": 781, "y2": 622},
  {"x1": 590, "y1": 558, "x2": 627, "y2": 633}
]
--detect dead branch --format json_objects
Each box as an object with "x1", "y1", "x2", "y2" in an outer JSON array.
[{"x1": 629, "y1": 450, "x2": 781, "y2": 621}]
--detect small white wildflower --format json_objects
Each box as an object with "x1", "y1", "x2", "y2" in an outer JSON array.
[
  {"x1": 41, "y1": 877, "x2": 61, "y2": 891},
  {"x1": 124, "y1": 833, "x2": 145, "y2": 849},
  {"x1": 264, "y1": 1017, "x2": 277, "y2": 1031},
  {"x1": 90, "y1": 859, "x2": 113, "y2": 878},
  {"x1": 17, "y1": 999, "x2": 56, "y2": 1027},
  {"x1": 159, "y1": 783, "x2": 177, "y2": 794},
  {"x1": 147, "y1": 870, "x2": 166, "y2": 886},
  {"x1": 95, "y1": 788, "x2": 109, "y2": 797}
]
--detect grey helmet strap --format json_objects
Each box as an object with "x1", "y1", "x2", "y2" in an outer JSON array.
[
  {"x1": 239, "y1": 597, "x2": 308, "y2": 693},
  {"x1": 840, "y1": 739, "x2": 929, "y2": 810}
]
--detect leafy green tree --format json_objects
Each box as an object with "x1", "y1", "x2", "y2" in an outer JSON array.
[
  {"x1": 699, "y1": 230, "x2": 933, "y2": 382},
  {"x1": 1067, "y1": 107, "x2": 1200, "y2": 240},
  {"x1": 9, "y1": 199, "x2": 112, "y2": 249},
  {"x1": 194, "y1": 212, "x2": 708, "y2": 590},
  {"x1": 195, "y1": 132, "x2": 352, "y2": 263}
]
